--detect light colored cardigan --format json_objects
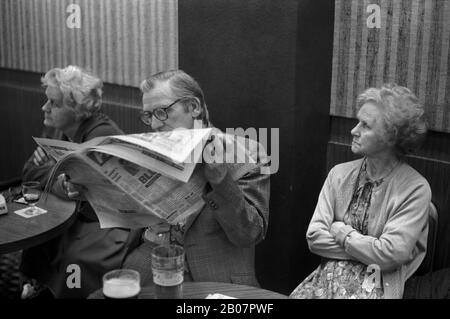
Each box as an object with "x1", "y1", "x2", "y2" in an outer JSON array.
[{"x1": 306, "y1": 158, "x2": 431, "y2": 299}]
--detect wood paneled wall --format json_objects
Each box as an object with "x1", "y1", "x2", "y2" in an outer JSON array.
[
  {"x1": 330, "y1": 0, "x2": 450, "y2": 133},
  {"x1": 0, "y1": 0, "x2": 178, "y2": 87}
]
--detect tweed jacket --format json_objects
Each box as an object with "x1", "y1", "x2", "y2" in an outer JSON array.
[
  {"x1": 306, "y1": 158, "x2": 431, "y2": 298},
  {"x1": 123, "y1": 134, "x2": 270, "y2": 287}
]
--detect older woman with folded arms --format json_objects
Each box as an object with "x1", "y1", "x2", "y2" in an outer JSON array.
[{"x1": 290, "y1": 83, "x2": 431, "y2": 299}]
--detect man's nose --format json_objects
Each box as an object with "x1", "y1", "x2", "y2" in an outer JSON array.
[{"x1": 151, "y1": 117, "x2": 164, "y2": 130}]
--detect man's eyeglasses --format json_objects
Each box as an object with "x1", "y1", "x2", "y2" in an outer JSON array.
[{"x1": 140, "y1": 97, "x2": 187, "y2": 126}]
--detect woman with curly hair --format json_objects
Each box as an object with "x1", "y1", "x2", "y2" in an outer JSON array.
[{"x1": 290, "y1": 83, "x2": 431, "y2": 299}]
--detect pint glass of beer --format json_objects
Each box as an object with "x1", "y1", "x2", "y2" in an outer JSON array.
[
  {"x1": 151, "y1": 244, "x2": 184, "y2": 299},
  {"x1": 102, "y1": 269, "x2": 141, "y2": 299}
]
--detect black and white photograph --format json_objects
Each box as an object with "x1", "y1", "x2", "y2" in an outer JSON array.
[{"x1": 0, "y1": 0, "x2": 449, "y2": 310}]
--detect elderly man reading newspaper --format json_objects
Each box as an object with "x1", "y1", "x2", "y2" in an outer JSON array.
[
  {"x1": 119, "y1": 70, "x2": 271, "y2": 287},
  {"x1": 30, "y1": 69, "x2": 270, "y2": 295}
]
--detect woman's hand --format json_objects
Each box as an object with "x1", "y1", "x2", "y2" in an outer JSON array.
[
  {"x1": 32, "y1": 147, "x2": 55, "y2": 166},
  {"x1": 57, "y1": 174, "x2": 86, "y2": 200},
  {"x1": 330, "y1": 221, "x2": 346, "y2": 238},
  {"x1": 330, "y1": 221, "x2": 357, "y2": 248}
]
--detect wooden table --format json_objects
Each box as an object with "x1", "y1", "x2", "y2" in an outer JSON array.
[
  {"x1": 0, "y1": 193, "x2": 77, "y2": 254},
  {"x1": 89, "y1": 281, "x2": 288, "y2": 299}
]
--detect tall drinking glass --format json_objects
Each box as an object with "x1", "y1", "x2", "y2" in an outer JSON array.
[
  {"x1": 151, "y1": 244, "x2": 184, "y2": 299},
  {"x1": 22, "y1": 181, "x2": 41, "y2": 213},
  {"x1": 102, "y1": 269, "x2": 141, "y2": 299}
]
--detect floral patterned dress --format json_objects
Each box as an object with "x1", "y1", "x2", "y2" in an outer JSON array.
[{"x1": 290, "y1": 159, "x2": 385, "y2": 299}]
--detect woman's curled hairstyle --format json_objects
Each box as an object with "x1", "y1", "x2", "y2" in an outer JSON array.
[
  {"x1": 41, "y1": 65, "x2": 103, "y2": 119},
  {"x1": 356, "y1": 83, "x2": 427, "y2": 155}
]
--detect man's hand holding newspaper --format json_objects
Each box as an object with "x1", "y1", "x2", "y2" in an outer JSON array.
[{"x1": 202, "y1": 128, "x2": 236, "y2": 184}]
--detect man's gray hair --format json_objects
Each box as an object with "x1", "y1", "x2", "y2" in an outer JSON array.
[{"x1": 140, "y1": 70, "x2": 211, "y2": 126}]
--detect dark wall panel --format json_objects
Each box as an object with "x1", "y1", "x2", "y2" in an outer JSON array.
[
  {"x1": 179, "y1": 0, "x2": 334, "y2": 294},
  {"x1": 0, "y1": 69, "x2": 45, "y2": 181},
  {"x1": 288, "y1": 0, "x2": 335, "y2": 291},
  {"x1": 179, "y1": 0, "x2": 299, "y2": 294}
]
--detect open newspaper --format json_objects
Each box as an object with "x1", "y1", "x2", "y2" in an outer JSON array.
[{"x1": 34, "y1": 128, "x2": 213, "y2": 229}]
